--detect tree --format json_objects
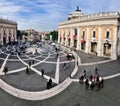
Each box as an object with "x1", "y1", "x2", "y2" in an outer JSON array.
[{"x1": 50, "y1": 30, "x2": 58, "y2": 41}]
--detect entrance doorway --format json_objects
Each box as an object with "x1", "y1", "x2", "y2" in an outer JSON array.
[
  {"x1": 103, "y1": 43, "x2": 111, "y2": 56},
  {"x1": 91, "y1": 42, "x2": 97, "y2": 53}
]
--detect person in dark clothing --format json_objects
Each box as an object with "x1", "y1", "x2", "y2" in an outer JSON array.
[
  {"x1": 79, "y1": 75, "x2": 84, "y2": 84},
  {"x1": 3, "y1": 66, "x2": 8, "y2": 75},
  {"x1": 29, "y1": 62, "x2": 31, "y2": 67},
  {"x1": 26, "y1": 66, "x2": 29, "y2": 75},
  {"x1": 85, "y1": 79, "x2": 89, "y2": 89},
  {"x1": 100, "y1": 78, "x2": 104, "y2": 88},
  {"x1": 83, "y1": 70, "x2": 86, "y2": 78},
  {"x1": 90, "y1": 82, "x2": 95, "y2": 90},
  {"x1": 41, "y1": 69, "x2": 44, "y2": 77},
  {"x1": 96, "y1": 74, "x2": 99, "y2": 82},
  {"x1": 89, "y1": 74, "x2": 93, "y2": 81},
  {"x1": 55, "y1": 47, "x2": 57, "y2": 52},
  {"x1": 63, "y1": 63, "x2": 67, "y2": 70},
  {"x1": 46, "y1": 81, "x2": 50, "y2": 89},
  {"x1": 49, "y1": 78, "x2": 52, "y2": 88},
  {"x1": 95, "y1": 67, "x2": 98, "y2": 75}
]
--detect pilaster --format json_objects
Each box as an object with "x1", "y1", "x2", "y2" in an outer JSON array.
[
  {"x1": 76, "y1": 27, "x2": 80, "y2": 50},
  {"x1": 111, "y1": 25, "x2": 118, "y2": 60},
  {"x1": 85, "y1": 27, "x2": 90, "y2": 53},
  {"x1": 97, "y1": 26, "x2": 102, "y2": 56}
]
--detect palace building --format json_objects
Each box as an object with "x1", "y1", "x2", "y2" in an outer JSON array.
[
  {"x1": 58, "y1": 7, "x2": 120, "y2": 60},
  {"x1": 0, "y1": 18, "x2": 17, "y2": 45}
]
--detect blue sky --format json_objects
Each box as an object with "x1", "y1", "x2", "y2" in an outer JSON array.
[{"x1": 0, "y1": 0, "x2": 120, "y2": 31}]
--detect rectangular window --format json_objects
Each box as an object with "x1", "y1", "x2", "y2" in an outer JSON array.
[
  {"x1": 75, "y1": 28, "x2": 77, "y2": 36},
  {"x1": 68, "y1": 31, "x2": 70, "y2": 37},
  {"x1": 83, "y1": 31, "x2": 85, "y2": 36},
  {"x1": 106, "y1": 31, "x2": 109, "y2": 38},
  {"x1": 64, "y1": 31, "x2": 65, "y2": 37},
  {"x1": 93, "y1": 31, "x2": 96, "y2": 37}
]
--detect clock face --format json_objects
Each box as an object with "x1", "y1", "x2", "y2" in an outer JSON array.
[{"x1": 0, "y1": 42, "x2": 77, "y2": 100}]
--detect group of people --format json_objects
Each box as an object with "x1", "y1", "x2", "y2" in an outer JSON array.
[
  {"x1": 79, "y1": 68, "x2": 104, "y2": 91},
  {"x1": 66, "y1": 53, "x2": 75, "y2": 61}
]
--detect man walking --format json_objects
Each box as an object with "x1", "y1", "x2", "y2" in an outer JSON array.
[
  {"x1": 26, "y1": 66, "x2": 29, "y2": 75},
  {"x1": 41, "y1": 69, "x2": 44, "y2": 77}
]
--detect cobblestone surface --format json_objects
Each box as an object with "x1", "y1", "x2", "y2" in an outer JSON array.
[
  {"x1": 76, "y1": 50, "x2": 109, "y2": 63},
  {"x1": 0, "y1": 44, "x2": 120, "y2": 105},
  {"x1": 0, "y1": 76, "x2": 120, "y2": 106}
]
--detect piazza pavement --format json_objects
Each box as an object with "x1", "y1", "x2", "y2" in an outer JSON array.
[{"x1": 0, "y1": 41, "x2": 120, "y2": 106}]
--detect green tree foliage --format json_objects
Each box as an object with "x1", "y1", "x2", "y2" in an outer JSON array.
[{"x1": 45, "y1": 30, "x2": 58, "y2": 41}]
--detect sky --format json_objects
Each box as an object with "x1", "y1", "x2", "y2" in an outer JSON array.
[{"x1": 0, "y1": 0, "x2": 120, "y2": 32}]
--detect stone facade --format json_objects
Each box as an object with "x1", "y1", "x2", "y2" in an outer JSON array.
[
  {"x1": 58, "y1": 8, "x2": 120, "y2": 60},
  {"x1": 0, "y1": 18, "x2": 17, "y2": 45}
]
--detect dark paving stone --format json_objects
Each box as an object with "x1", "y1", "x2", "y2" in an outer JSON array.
[
  {"x1": 27, "y1": 55, "x2": 37, "y2": 58},
  {"x1": 24, "y1": 59, "x2": 39, "y2": 65},
  {"x1": 41, "y1": 52, "x2": 48, "y2": 55},
  {"x1": 34, "y1": 62, "x2": 56, "y2": 78},
  {"x1": 49, "y1": 54, "x2": 56, "y2": 57},
  {"x1": 0, "y1": 71, "x2": 48, "y2": 91},
  {"x1": 0, "y1": 76, "x2": 120, "y2": 106},
  {"x1": 59, "y1": 62, "x2": 75, "y2": 82},
  {"x1": 59, "y1": 56, "x2": 72, "y2": 62},
  {"x1": 0, "y1": 53, "x2": 7, "y2": 58},
  {"x1": 76, "y1": 50, "x2": 110, "y2": 63},
  {"x1": 46, "y1": 58, "x2": 57, "y2": 62},
  {"x1": 8, "y1": 55, "x2": 18, "y2": 59},
  {"x1": 6, "y1": 61, "x2": 26, "y2": 71},
  {"x1": 0, "y1": 59, "x2": 4, "y2": 67},
  {"x1": 19, "y1": 55, "x2": 29, "y2": 59},
  {"x1": 25, "y1": 52, "x2": 33, "y2": 55},
  {"x1": 74, "y1": 60, "x2": 120, "y2": 79},
  {"x1": 34, "y1": 57, "x2": 46, "y2": 61}
]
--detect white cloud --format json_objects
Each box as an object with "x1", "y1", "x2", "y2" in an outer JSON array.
[{"x1": 0, "y1": 0, "x2": 120, "y2": 31}]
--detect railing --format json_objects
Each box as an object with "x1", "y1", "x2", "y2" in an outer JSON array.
[{"x1": 59, "y1": 11, "x2": 120, "y2": 25}]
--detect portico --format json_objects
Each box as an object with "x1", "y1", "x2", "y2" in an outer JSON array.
[{"x1": 0, "y1": 18, "x2": 17, "y2": 45}]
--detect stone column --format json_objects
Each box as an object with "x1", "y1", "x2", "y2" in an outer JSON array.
[
  {"x1": 58, "y1": 29, "x2": 60, "y2": 44},
  {"x1": 65, "y1": 28, "x2": 68, "y2": 46},
  {"x1": 11, "y1": 28, "x2": 13, "y2": 41},
  {"x1": 76, "y1": 27, "x2": 80, "y2": 50},
  {"x1": 0, "y1": 27, "x2": 1, "y2": 41},
  {"x1": 97, "y1": 26, "x2": 102, "y2": 56},
  {"x1": 6, "y1": 27, "x2": 9, "y2": 43},
  {"x1": 111, "y1": 25, "x2": 118, "y2": 60},
  {"x1": 70, "y1": 28, "x2": 74, "y2": 47},
  {"x1": 14, "y1": 27, "x2": 17, "y2": 41},
  {"x1": 61, "y1": 29, "x2": 64, "y2": 45},
  {"x1": 1, "y1": 27, "x2": 3, "y2": 45},
  {"x1": 85, "y1": 27, "x2": 90, "y2": 53}
]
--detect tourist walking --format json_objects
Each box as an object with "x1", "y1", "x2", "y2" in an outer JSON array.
[
  {"x1": 49, "y1": 78, "x2": 52, "y2": 88},
  {"x1": 83, "y1": 70, "x2": 86, "y2": 78},
  {"x1": 41, "y1": 69, "x2": 44, "y2": 77},
  {"x1": 95, "y1": 67, "x2": 98, "y2": 75},
  {"x1": 26, "y1": 66, "x2": 29, "y2": 75},
  {"x1": 29, "y1": 61, "x2": 31, "y2": 67},
  {"x1": 3, "y1": 66, "x2": 8, "y2": 75},
  {"x1": 63, "y1": 63, "x2": 67, "y2": 70}
]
